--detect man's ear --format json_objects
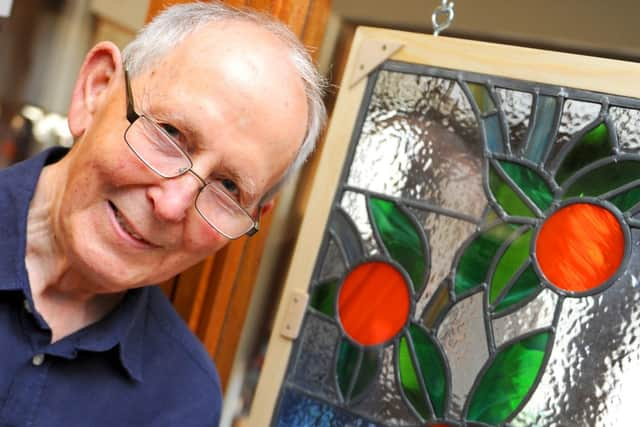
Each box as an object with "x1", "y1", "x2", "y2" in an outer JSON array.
[
  {"x1": 260, "y1": 199, "x2": 276, "y2": 216},
  {"x1": 67, "y1": 41, "x2": 123, "y2": 138}
]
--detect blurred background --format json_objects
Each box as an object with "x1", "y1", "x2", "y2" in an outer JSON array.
[
  {"x1": 1, "y1": 1, "x2": 639, "y2": 425},
  {"x1": 1, "y1": 0, "x2": 639, "y2": 168}
]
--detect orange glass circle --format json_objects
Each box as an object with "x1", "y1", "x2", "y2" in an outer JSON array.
[
  {"x1": 536, "y1": 202, "x2": 625, "y2": 293},
  {"x1": 338, "y1": 261, "x2": 411, "y2": 346}
]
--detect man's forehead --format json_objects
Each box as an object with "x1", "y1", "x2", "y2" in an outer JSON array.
[
  {"x1": 130, "y1": 19, "x2": 309, "y2": 205},
  {"x1": 165, "y1": 19, "x2": 288, "y2": 68},
  {"x1": 143, "y1": 20, "x2": 297, "y2": 104}
]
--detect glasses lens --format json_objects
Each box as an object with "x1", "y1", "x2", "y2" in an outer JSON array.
[
  {"x1": 125, "y1": 117, "x2": 190, "y2": 177},
  {"x1": 196, "y1": 183, "x2": 254, "y2": 239}
]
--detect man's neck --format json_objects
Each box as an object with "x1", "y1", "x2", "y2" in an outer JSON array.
[{"x1": 25, "y1": 161, "x2": 123, "y2": 343}]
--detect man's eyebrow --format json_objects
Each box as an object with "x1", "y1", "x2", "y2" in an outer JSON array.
[
  {"x1": 209, "y1": 166, "x2": 259, "y2": 207},
  {"x1": 142, "y1": 101, "x2": 259, "y2": 206}
]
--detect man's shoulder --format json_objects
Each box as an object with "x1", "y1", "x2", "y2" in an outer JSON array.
[
  {"x1": 144, "y1": 286, "x2": 220, "y2": 382},
  {"x1": 137, "y1": 287, "x2": 222, "y2": 426}
]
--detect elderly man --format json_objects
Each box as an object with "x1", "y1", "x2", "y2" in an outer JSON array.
[{"x1": 0, "y1": 2, "x2": 325, "y2": 426}]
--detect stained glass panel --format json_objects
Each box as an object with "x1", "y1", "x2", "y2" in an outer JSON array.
[{"x1": 273, "y1": 56, "x2": 640, "y2": 426}]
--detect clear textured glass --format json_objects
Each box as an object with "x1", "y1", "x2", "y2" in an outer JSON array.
[
  {"x1": 346, "y1": 71, "x2": 485, "y2": 220},
  {"x1": 609, "y1": 106, "x2": 640, "y2": 152},
  {"x1": 340, "y1": 191, "x2": 379, "y2": 257},
  {"x1": 436, "y1": 291, "x2": 488, "y2": 419},
  {"x1": 495, "y1": 88, "x2": 533, "y2": 155},
  {"x1": 318, "y1": 238, "x2": 347, "y2": 282},
  {"x1": 410, "y1": 209, "x2": 477, "y2": 318},
  {"x1": 492, "y1": 289, "x2": 557, "y2": 348},
  {"x1": 290, "y1": 312, "x2": 340, "y2": 397},
  {"x1": 545, "y1": 99, "x2": 601, "y2": 167}
]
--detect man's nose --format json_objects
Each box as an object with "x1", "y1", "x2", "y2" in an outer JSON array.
[{"x1": 146, "y1": 172, "x2": 203, "y2": 223}]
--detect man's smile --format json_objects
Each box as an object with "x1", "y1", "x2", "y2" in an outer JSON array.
[{"x1": 108, "y1": 200, "x2": 158, "y2": 248}]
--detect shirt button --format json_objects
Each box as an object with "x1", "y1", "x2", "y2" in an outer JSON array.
[
  {"x1": 23, "y1": 299, "x2": 33, "y2": 314},
  {"x1": 32, "y1": 353, "x2": 45, "y2": 366}
]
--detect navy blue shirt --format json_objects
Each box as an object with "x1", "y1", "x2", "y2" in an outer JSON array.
[{"x1": 0, "y1": 148, "x2": 221, "y2": 426}]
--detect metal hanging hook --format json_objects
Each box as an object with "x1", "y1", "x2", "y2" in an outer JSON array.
[{"x1": 432, "y1": 0, "x2": 455, "y2": 36}]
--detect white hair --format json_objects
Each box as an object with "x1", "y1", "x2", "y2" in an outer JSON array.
[{"x1": 122, "y1": 2, "x2": 327, "y2": 202}]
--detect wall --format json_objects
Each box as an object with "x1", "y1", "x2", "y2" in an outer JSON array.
[{"x1": 333, "y1": 0, "x2": 640, "y2": 60}]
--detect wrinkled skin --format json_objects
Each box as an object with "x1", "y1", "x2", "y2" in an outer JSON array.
[{"x1": 25, "y1": 20, "x2": 309, "y2": 340}]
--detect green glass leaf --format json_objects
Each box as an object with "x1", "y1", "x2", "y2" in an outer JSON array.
[
  {"x1": 494, "y1": 266, "x2": 541, "y2": 314},
  {"x1": 398, "y1": 336, "x2": 431, "y2": 420},
  {"x1": 310, "y1": 279, "x2": 338, "y2": 317},
  {"x1": 609, "y1": 186, "x2": 640, "y2": 212},
  {"x1": 454, "y1": 223, "x2": 518, "y2": 296},
  {"x1": 563, "y1": 160, "x2": 640, "y2": 199},
  {"x1": 497, "y1": 160, "x2": 553, "y2": 212},
  {"x1": 369, "y1": 197, "x2": 426, "y2": 292},
  {"x1": 489, "y1": 229, "x2": 532, "y2": 304},
  {"x1": 336, "y1": 338, "x2": 379, "y2": 402},
  {"x1": 555, "y1": 122, "x2": 611, "y2": 185},
  {"x1": 466, "y1": 330, "x2": 550, "y2": 424},
  {"x1": 468, "y1": 83, "x2": 496, "y2": 114},
  {"x1": 489, "y1": 164, "x2": 535, "y2": 217},
  {"x1": 410, "y1": 323, "x2": 448, "y2": 417}
]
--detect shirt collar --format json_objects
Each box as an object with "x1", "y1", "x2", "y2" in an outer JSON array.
[
  {"x1": 0, "y1": 147, "x2": 147, "y2": 382},
  {"x1": 0, "y1": 147, "x2": 68, "y2": 293},
  {"x1": 72, "y1": 286, "x2": 149, "y2": 382}
]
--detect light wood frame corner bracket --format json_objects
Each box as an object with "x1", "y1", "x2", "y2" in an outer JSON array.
[{"x1": 349, "y1": 38, "x2": 405, "y2": 88}]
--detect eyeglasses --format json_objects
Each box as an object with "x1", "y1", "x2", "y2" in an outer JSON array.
[{"x1": 122, "y1": 69, "x2": 260, "y2": 240}]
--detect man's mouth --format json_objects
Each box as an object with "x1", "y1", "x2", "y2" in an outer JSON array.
[{"x1": 108, "y1": 201, "x2": 154, "y2": 246}]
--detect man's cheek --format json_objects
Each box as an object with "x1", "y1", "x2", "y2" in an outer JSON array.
[{"x1": 187, "y1": 219, "x2": 228, "y2": 253}]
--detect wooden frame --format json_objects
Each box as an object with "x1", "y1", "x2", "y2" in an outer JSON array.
[{"x1": 248, "y1": 26, "x2": 640, "y2": 425}]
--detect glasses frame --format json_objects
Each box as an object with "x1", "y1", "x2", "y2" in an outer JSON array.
[{"x1": 122, "y1": 69, "x2": 260, "y2": 239}]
